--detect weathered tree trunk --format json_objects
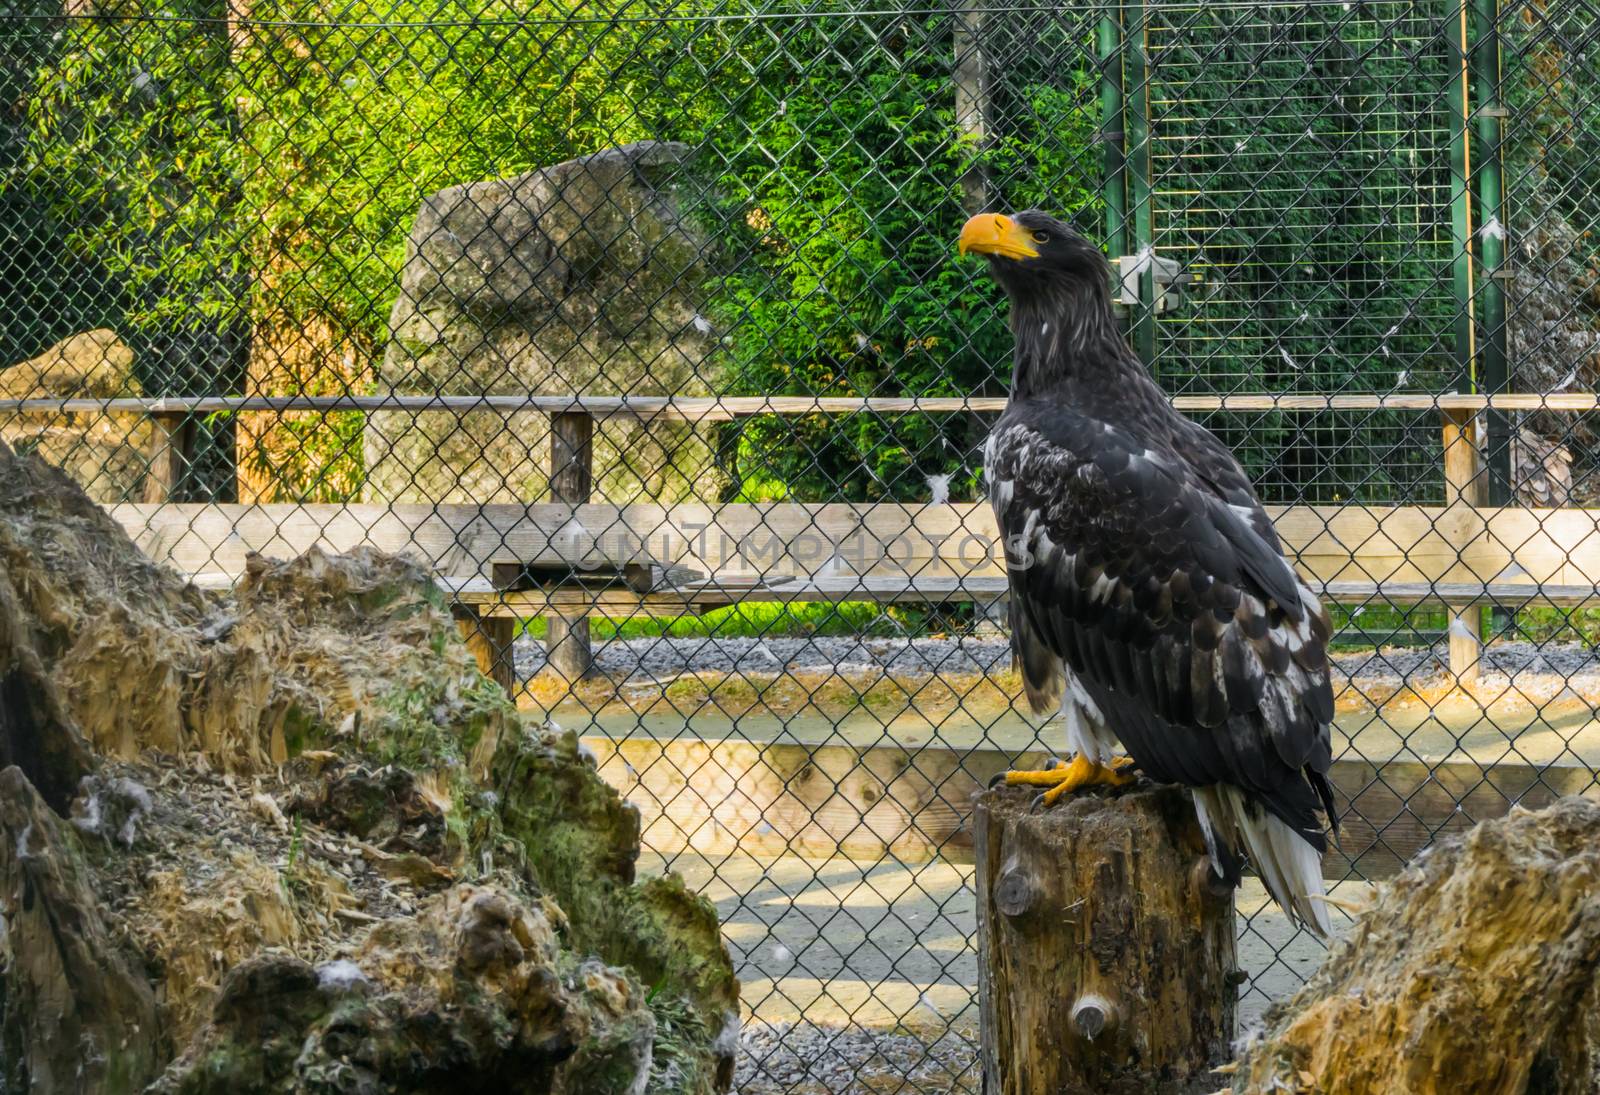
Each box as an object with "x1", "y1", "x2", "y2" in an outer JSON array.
[
  {"x1": 1233, "y1": 797, "x2": 1600, "y2": 1095},
  {"x1": 975, "y1": 783, "x2": 1236, "y2": 1095}
]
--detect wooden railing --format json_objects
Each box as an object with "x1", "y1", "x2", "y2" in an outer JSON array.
[{"x1": 7, "y1": 389, "x2": 1586, "y2": 683}]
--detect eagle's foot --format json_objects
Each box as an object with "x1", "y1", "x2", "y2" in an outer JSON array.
[{"x1": 993, "y1": 754, "x2": 1137, "y2": 809}]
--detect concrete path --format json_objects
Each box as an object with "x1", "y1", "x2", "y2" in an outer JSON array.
[
  {"x1": 586, "y1": 691, "x2": 1600, "y2": 769},
  {"x1": 644, "y1": 848, "x2": 1368, "y2": 1034}
]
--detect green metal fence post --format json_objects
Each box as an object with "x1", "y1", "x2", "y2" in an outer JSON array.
[
  {"x1": 1447, "y1": 0, "x2": 1477, "y2": 398},
  {"x1": 1124, "y1": 0, "x2": 1155, "y2": 367},
  {"x1": 1472, "y1": 0, "x2": 1510, "y2": 507},
  {"x1": 1098, "y1": 7, "x2": 1127, "y2": 260}
]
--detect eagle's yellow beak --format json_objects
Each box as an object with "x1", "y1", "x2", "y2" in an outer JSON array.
[{"x1": 958, "y1": 213, "x2": 1039, "y2": 260}]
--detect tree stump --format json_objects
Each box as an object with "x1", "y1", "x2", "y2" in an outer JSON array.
[{"x1": 975, "y1": 783, "x2": 1237, "y2": 1094}]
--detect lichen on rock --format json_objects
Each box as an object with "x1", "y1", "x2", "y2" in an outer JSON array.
[{"x1": 0, "y1": 439, "x2": 737, "y2": 1093}]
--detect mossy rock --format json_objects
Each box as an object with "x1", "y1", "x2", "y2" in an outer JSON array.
[{"x1": 493, "y1": 724, "x2": 739, "y2": 1092}]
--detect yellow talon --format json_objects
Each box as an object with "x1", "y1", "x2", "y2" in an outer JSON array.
[
  {"x1": 1000, "y1": 754, "x2": 1137, "y2": 808},
  {"x1": 999, "y1": 767, "x2": 1076, "y2": 787}
]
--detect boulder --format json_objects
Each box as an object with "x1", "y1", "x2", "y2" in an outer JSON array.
[
  {"x1": 1230, "y1": 797, "x2": 1600, "y2": 1094},
  {"x1": 152, "y1": 889, "x2": 661, "y2": 1094},
  {"x1": 0, "y1": 438, "x2": 739, "y2": 1092},
  {"x1": 0, "y1": 329, "x2": 151, "y2": 502},
  {"x1": 0, "y1": 766, "x2": 166, "y2": 1094},
  {"x1": 365, "y1": 141, "x2": 725, "y2": 506}
]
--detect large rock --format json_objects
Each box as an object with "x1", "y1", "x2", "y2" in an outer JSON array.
[
  {"x1": 1232, "y1": 797, "x2": 1600, "y2": 1093},
  {"x1": 365, "y1": 141, "x2": 724, "y2": 505},
  {"x1": 0, "y1": 329, "x2": 151, "y2": 503},
  {"x1": 0, "y1": 766, "x2": 166, "y2": 1094},
  {"x1": 0, "y1": 438, "x2": 739, "y2": 1092},
  {"x1": 153, "y1": 890, "x2": 660, "y2": 1094}
]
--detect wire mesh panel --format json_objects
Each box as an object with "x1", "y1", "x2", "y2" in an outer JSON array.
[
  {"x1": 1140, "y1": 2, "x2": 1460, "y2": 505},
  {"x1": 4, "y1": 0, "x2": 1600, "y2": 1090}
]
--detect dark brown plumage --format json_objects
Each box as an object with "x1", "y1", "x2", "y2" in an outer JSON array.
[{"x1": 964, "y1": 210, "x2": 1338, "y2": 933}]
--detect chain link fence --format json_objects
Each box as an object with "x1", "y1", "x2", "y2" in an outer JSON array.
[{"x1": 3, "y1": 0, "x2": 1599, "y2": 1089}]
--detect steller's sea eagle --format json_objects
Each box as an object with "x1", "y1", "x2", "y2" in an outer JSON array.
[{"x1": 960, "y1": 210, "x2": 1337, "y2": 935}]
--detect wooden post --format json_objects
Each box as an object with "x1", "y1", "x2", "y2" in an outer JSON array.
[
  {"x1": 1442, "y1": 408, "x2": 1484, "y2": 684},
  {"x1": 453, "y1": 604, "x2": 515, "y2": 696},
  {"x1": 953, "y1": 0, "x2": 991, "y2": 215},
  {"x1": 547, "y1": 410, "x2": 594, "y2": 681},
  {"x1": 143, "y1": 411, "x2": 190, "y2": 503},
  {"x1": 976, "y1": 785, "x2": 1236, "y2": 1094}
]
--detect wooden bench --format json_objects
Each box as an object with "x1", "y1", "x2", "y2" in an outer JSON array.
[
  {"x1": 112, "y1": 493, "x2": 1600, "y2": 684},
  {"x1": 14, "y1": 388, "x2": 1599, "y2": 880}
]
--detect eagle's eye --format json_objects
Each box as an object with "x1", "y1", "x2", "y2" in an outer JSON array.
[{"x1": 1031, "y1": 231, "x2": 1049, "y2": 244}]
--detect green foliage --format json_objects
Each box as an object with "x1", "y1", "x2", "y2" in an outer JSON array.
[
  {"x1": 712, "y1": 15, "x2": 1101, "y2": 501},
  {"x1": 0, "y1": 6, "x2": 117, "y2": 366},
  {"x1": 16, "y1": 1, "x2": 1567, "y2": 513},
  {"x1": 15, "y1": 0, "x2": 753, "y2": 496},
  {"x1": 20, "y1": 1, "x2": 249, "y2": 337},
  {"x1": 12, "y1": 2, "x2": 1096, "y2": 504},
  {"x1": 230, "y1": 0, "x2": 743, "y2": 349}
]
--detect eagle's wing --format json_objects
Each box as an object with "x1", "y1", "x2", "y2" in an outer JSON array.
[{"x1": 986, "y1": 406, "x2": 1335, "y2": 847}]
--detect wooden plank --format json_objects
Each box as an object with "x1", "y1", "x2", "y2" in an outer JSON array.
[
  {"x1": 585, "y1": 733, "x2": 1600, "y2": 879},
  {"x1": 1442, "y1": 409, "x2": 1484, "y2": 683},
  {"x1": 1464, "y1": 507, "x2": 1600, "y2": 586},
  {"x1": 1272, "y1": 505, "x2": 1482, "y2": 586},
  {"x1": 14, "y1": 391, "x2": 1600, "y2": 419},
  {"x1": 108, "y1": 501, "x2": 1016, "y2": 583},
  {"x1": 109, "y1": 501, "x2": 1600, "y2": 611}
]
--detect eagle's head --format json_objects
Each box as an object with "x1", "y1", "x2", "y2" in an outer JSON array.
[
  {"x1": 958, "y1": 211, "x2": 1127, "y2": 393},
  {"x1": 957, "y1": 210, "x2": 1111, "y2": 298}
]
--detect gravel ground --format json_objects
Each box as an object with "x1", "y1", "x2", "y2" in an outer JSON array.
[
  {"x1": 1334, "y1": 639, "x2": 1600, "y2": 685},
  {"x1": 735, "y1": 1022, "x2": 980, "y2": 1094},
  {"x1": 517, "y1": 634, "x2": 1015, "y2": 681},
  {"x1": 732, "y1": 1019, "x2": 1228, "y2": 1094},
  {"x1": 518, "y1": 632, "x2": 1600, "y2": 691}
]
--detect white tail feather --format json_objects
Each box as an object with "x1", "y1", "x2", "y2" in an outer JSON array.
[{"x1": 1193, "y1": 785, "x2": 1331, "y2": 936}]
